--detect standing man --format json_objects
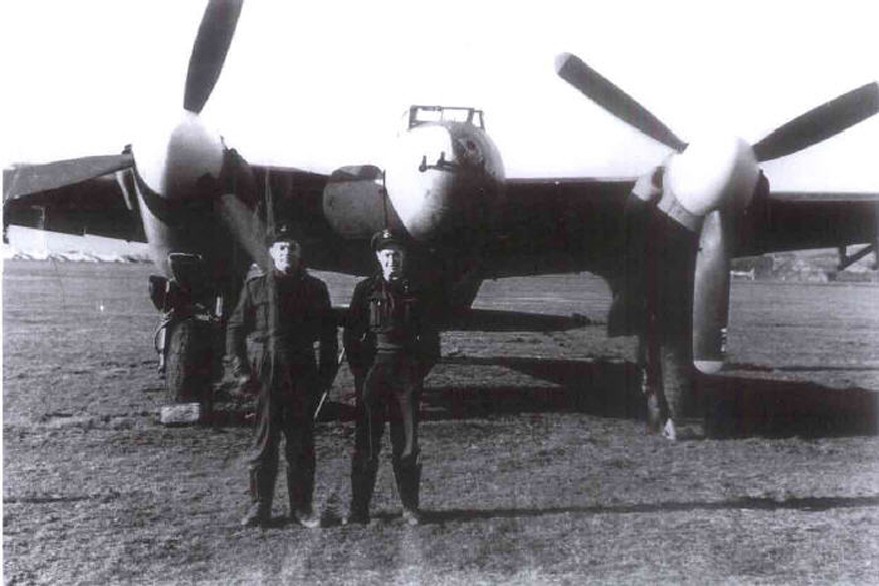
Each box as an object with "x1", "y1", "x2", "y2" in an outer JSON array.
[
  {"x1": 343, "y1": 229, "x2": 440, "y2": 526},
  {"x1": 226, "y1": 225, "x2": 338, "y2": 528}
]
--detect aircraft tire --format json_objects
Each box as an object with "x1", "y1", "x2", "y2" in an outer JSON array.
[{"x1": 165, "y1": 318, "x2": 213, "y2": 404}]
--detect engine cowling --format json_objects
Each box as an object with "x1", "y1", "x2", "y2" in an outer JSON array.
[{"x1": 322, "y1": 165, "x2": 393, "y2": 239}]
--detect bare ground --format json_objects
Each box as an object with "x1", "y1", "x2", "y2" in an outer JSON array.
[{"x1": 3, "y1": 261, "x2": 879, "y2": 585}]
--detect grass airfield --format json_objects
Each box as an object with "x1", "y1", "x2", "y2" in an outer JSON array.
[{"x1": 3, "y1": 260, "x2": 878, "y2": 584}]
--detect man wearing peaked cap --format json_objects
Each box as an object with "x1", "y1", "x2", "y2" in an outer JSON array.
[
  {"x1": 226, "y1": 225, "x2": 338, "y2": 529},
  {"x1": 342, "y1": 229, "x2": 440, "y2": 526},
  {"x1": 267, "y1": 223, "x2": 297, "y2": 246},
  {"x1": 370, "y1": 228, "x2": 406, "y2": 251}
]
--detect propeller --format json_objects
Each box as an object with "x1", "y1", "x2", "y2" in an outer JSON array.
[
  {"x1": 6, "y1": 1, "x2": 244, "y2": 204},
  {"x1": 555, "y1": 53, "x2": 687, "y2": 153},
  {"x1": 133, "y1": 0, "x2": 270, "y2": 272},
  {"x1": 753, "y1": 82, "x2": 879, "y2": 162},
  {"x1": 216, "y1": 192, "x2": 271, "y2": 271},
  {"x1": 690, "y1": 210, "x2": 731, "y2": 372},
  {"x1": 184, "y1": 0, "x2": 244, "y2": 114},
  {"x1": 556, "y1": 52, "x2": 879, "y2": 372},
  {"x1": 661, "y1": 135, "x2": 759, "y2": 373},
  {"x1": 185, "y1": 0, "x2": 274, "y2": 272}
]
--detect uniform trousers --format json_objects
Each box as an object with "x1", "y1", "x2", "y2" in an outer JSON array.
[
  {"x1": 350, "y1": 353, "x2": 422, "y2": 512},
  {"x1": 249, "y1": 351, "x2": 317, "y2": 513}
]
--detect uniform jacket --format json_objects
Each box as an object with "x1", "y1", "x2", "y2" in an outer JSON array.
[
  {"x1": 226, "y1": 269, "x2": 338, "y2": 387},
  {"x1": 343, "y1": 274, "x2": 440, "y2": 377}
]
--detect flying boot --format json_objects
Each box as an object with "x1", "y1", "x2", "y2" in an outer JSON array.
[
  {"x1": 394, "y1": 457, "x2": 422, "y2": 526},
  {"x1": 287, "y1": 466, "x2": 319, "y2": 529},
  {"x1": 242, "y1": 466, "x2": 275, "y2": 527},
  {"x1": 343, "y1": 458, "x2": 377, "y2": 526}
]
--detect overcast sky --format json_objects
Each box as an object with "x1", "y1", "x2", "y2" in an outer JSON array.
[{"x1": 2, "y1": 0, "x2": 877, "y2": 191}]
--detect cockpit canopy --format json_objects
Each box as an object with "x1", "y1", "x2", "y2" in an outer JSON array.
[{"x1": 406, "y1": 105, "x2": 485, "y2": 130}]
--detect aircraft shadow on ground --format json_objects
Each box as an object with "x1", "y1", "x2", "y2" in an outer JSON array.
[
  {"x1": 422, "y1": 356, "x2": 879, "y2": 438},
  {"x1": 207, "y1": 356, "x2": 877, "y2": 438},
  {"x1": 422, "y1": 357, "x2": 643, "y2": 421}
]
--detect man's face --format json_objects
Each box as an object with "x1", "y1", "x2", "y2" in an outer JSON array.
[
  {"x1": 269, "y1": 240, "x2": 301, "y2": 274},
  {"x1": 376, "y1": 245, "x2": 405, "y2": 281}
]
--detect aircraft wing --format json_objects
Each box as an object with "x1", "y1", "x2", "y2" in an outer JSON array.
[
  {"x1": 3, "y1": 167, "x2": 145, "y2": 243},
  {"x1": 1, "y1": 161, "x2": 328, "y2": 246},
  {"x1": 487, "y1": 177, "x2": 877, "y2": 279},
  {"x1": 484, "y1": 177, "x2": 634, "y2": 278},
  {"x1": 739, "y1": 191, "x2": 879, "y2": 256},
  {"x1": 5, "y1": 157, "x2": 875, "y2": 275}
]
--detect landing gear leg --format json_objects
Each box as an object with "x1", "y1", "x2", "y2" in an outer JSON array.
[
  {"x1": 640, "y1": 333, "x2": 699, "y2": 441},
  {"x1": 637, "y1": 335, "x2": 665, "y2": 434},
  {"x1": 659, "y1": 337, "x2": 695, "y2": 440}
]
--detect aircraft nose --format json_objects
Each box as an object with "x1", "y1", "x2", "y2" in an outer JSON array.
[
  {"x1": 384, "y1": 124, "x2": 502, "y2": 242},
  {"x1": 384, "y1": 125, "x2": 457, "y2": 240}
]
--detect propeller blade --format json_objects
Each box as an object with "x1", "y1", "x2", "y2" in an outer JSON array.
[
  {"x1": 183, "y1": 0, "x2": 244, "y2": 114},
  {"x1": 262, "y1": 170, "x2": 276, "y2": 239},
  {"x1": 692, "y1": 209, "x2": 732, "y2": 373},
  {"x1": 4, "y1": 154, "x2": 134, "y2": 200},
  {"x1": 217, "y1": 192, "x2": 271, "y2": 272},
  {"x1": 555, "y1": 52, "x2": 688, "y2": 152},
  {"x1": 753, "y1": 81, "x2": 879, "y2": 162}
]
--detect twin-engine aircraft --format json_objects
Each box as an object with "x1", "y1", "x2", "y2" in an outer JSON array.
[{"x1": 4, "y1": 0, "x2": 878, "y2": 416}]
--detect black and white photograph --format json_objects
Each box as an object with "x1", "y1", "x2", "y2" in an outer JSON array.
[{"x1": 3, "y1": 1, "x2": 878, "y2": 583}]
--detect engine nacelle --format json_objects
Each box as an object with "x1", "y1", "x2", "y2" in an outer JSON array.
[{"x1": 322, "y1": 165, "x2": 394, "y2": 239}]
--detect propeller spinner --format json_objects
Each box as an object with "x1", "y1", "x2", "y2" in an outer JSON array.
[{"x1": 134, "y1": 0, "x2": 243, "y2": 196}]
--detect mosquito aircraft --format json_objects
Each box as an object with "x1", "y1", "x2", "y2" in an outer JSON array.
[{"x1": 4, "y1": 0, "x2": 878, "y2": 424}]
